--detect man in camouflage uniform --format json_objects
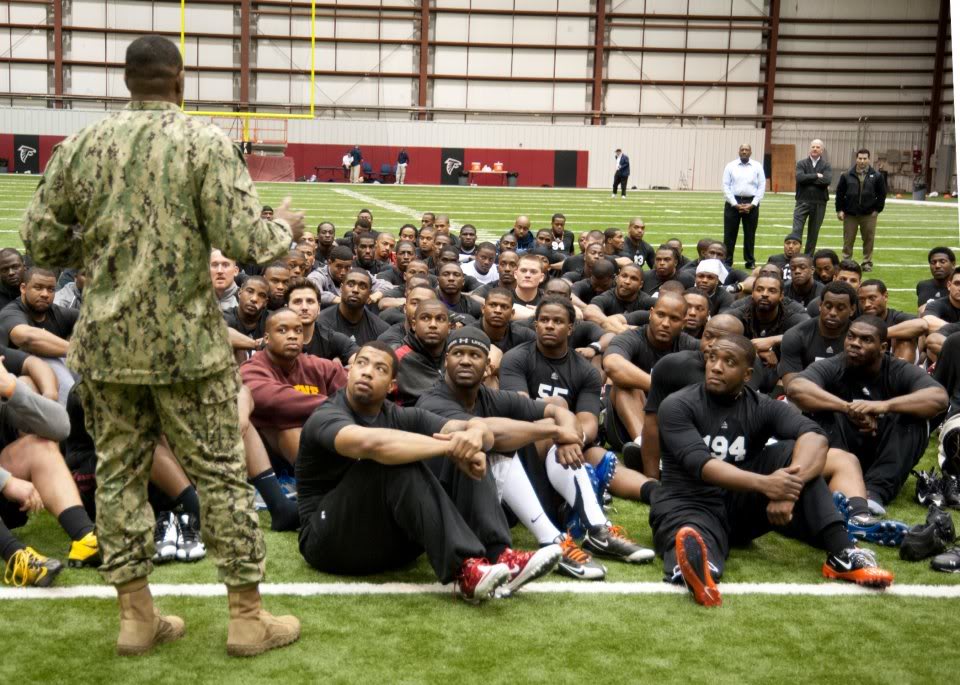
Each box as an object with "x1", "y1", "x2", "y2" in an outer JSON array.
[{"x1": 20, "y1": 36, "x2": 304, "y2": 657}]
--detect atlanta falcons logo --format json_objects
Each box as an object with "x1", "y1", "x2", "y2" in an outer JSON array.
[
  {"x1": 17, "y1": 145, "x2": 36, "y2": 164},
  {"x1": 444, "y1": 158, "x2": 462, "y2": 175}
]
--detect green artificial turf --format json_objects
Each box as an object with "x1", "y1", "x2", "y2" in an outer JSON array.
[{"x1": 0, "y1": 175, "x2": 958, "y2": 681}]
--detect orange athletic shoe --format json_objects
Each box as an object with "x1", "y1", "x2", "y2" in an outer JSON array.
[
  {"x1": 822, "y1": 548, "x2": 894, "y2": 588},
  {"x1": 675, "y1": 526, "x2": 722, "y2": 607}
]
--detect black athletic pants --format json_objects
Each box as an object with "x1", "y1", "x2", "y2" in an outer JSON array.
[
  {"x1": 723, "y1": 197, "x2": 759, "y2": 268},
  {"x1": 825, "y1": 412, "x2": 929, "y2": 505},
  {"x1": 299, "y1": 459, "x2": 511, "y2": 584},
  {"x1": 613, "y1": 173, "x2": 628, "y2": 197},
  {"x1": 649, "y1": 441, "x2": 843, "y2": 579}
]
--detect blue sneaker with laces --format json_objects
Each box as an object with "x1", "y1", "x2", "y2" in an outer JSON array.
[
  {"x1": 589, "y1": 451, "x2": 618, "y2": 504},
  {"x1": 833, "y1": 491, "x2": 908, "y2": 547}
]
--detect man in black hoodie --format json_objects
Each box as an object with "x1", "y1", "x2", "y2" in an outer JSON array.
[
  {"x1": 836, "y1": 149, "x2": 886, "y2": 273},
  {"x1": 395, "y1": 300, "x2": 450, "y2": 405}
]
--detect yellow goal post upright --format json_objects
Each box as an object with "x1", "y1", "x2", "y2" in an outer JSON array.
[{"x1": 178, "y1": 0, "x2": 316, "y2": 146}]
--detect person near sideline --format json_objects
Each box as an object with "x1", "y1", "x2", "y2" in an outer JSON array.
[
  {"x1": 396, "y1": 148, "x2": 409, "y2": 185},
  {"x1": 612, "y1": 148, "x2": 630, "y2": 199},
  {"x1": 793, "y1": 139, "x2": 832, "y2": 255},
  {"x1": 721, "y1": 143, "x2": 765, "y2": 270}
]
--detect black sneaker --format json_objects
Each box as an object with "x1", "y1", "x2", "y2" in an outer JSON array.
[
  {"x1": 926, "y1": 503, "x2": 957, "y2": 540},
  {"x1": 674, "y1": 527, "x2": 721, "y2": 606},
  {"x1": 583, "y1": 525, "x2": 654, "y2": 564},
  {"x1": 913, "y1": 470, "x2": 945, "y2": 507},
  {"x1": 822, "y1": 548, "x2": 893, "y2": 587},
  {"x1": 942, "y1": 474, "x2": 960, "y2": 509},
  {"x1": 931, "y1": 548, "x2": 960, "y2": 573},
  {"x1": 900, "y1": 507, "x2": 955, "y2": 561},
  {"x1": 152, "y1": 512, "x2": 178, "y2": 564},
  {"x1": 175, "y1": 513, "x2": 206, "y2": 562}
]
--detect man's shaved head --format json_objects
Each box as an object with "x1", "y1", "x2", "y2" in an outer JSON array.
[
  {"x1": 704, "y1": 313, "x2": 744, "y2": 337},
  {"x1": 125, "y1": 36, "x2": 182, "y2": 82}
]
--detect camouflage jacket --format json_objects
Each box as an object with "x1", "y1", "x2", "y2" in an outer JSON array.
[{"x1": 21, "y1": 101, "x2": 291, "y2": 384}]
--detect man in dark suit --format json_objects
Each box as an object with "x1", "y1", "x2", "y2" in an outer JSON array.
[
  {"x1": 792, "y1": 139, "x2": 832, "y2": 255},
  {"x1": 613, "y1": 149, "x2": 630, "y2": 198}
]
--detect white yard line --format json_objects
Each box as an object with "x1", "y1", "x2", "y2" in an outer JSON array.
[{"x1": 2, "y1": 580, "x2": 959, "y2": 600}]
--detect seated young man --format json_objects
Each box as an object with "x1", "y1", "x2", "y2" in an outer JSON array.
[
  {"x1": 437, "y1": 262, "x2": 482, "y2": 321},
  {"x1": 478, "y1": 288, "x2": 536, "y2": 356},
  {"x1": 0, "y1": 267, "x2": 79, "y2": 402},
  {"x1": 462, "y1": 242, "x2": 499, "y2": 285},
  {"x1": 395, "y1": 300, "x2": 450, "y2": 405},
  {"x1": 858, "y1": 279, "x2": 927, "y2": 362},
  {"x1": 682, "y1": 288, "x2": 710, "y2": 339},
  {"x1": 782, "y1": 255, "x2": 824, "y2": 307},
  {"x1": 308, "y1": 246, "x2": 355, "y2": 306},
  {"x1": 570, "y1": 257, "x2": 615, "y2": 308},
  {"x1": 812, "y1": 248, "x2": 840, "y2": 286},
  {"x1": 641, "y1": 246, "x2": 694, "y2": 295},
  {"x1": 922, "y1": 269, "x2": 960, "y2": 333},
  {"x1": 730, "y1": 273, "x2": 808, "y2": 370},
  {"x1": 0, "y1": 358, "x2": 99, "y2": 586},
  {"x1": 420, "y1": 328, "x2": 649, "y2": 578},
  {"x1": 457, "y1": 225, "x2": 478, "y2": 263},
  {"x1": 285, "y1": 279, "x2": 358, "y2": 365},
  {"x1": 210, "y1": 249, "x2": 240, "y2": 312},
  {"x1": 787, "y1": 317, "x2": 948, "y2": 515},
  {"x1": 262, "y1": 261, "x2": 292, "y2": 311},
  {"x1": 317, "y1": 269, "x2": 390, "y2": 345},
  {"x1": 693, "y1": 260, "x2": 734, "y2": 315},
  {"x1": 583, "y1": 263, "x2": 655, "y2": 334},
  {"x1": 602, "y1": 293, "x2": 699, "y2": 462},
  {"x1": 0, "y1": 248, "x2": 25, "y2": 311},
  {"x1": 378, "y1": 283, "x2": 437, "y2": 349},
  {"x1": 472, "y1": 251, "x2": 519, "y2": 301},
  {"x1": 917, "y1": 246, "x2": 955, "y2": 314},
  {"x1": 240, "y1": 309, "x2": 348, "y2": 465},
  {"x1": 561, "y1": 241, "x2": 607, "y2": 285},
  {"x1": 623, "y1": 217, "x2": 656, "y2": 268},
  {"x1": 765, "y1": 234, "x2": 803, "y2": 281},
  {"x1": 806, "y1": 259, "x2": 863, "y2": 317},
  {"x1": 376, "y1": 240, "x2": 417, "y2": 287},
  {"x1": 652, "y1": 334, "x2": 893, "y2": 607},
  {"x1": 296, "y1": 342, "x2": 559, "y2": 601},
  {"x1": 224, "y1": 275, "x2": 270, "y2": 362}
]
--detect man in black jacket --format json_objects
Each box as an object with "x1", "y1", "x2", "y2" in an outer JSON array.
[
  {"x1": 792, "y1": 139, "x2": 832, "y2": 255},
  {"x1": 836, "y1": 149, "x2": 886, "y2": 273}
]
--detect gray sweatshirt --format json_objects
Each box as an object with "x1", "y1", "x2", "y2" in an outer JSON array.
[{"x1": 0, "y1": 379, "x2": 71, "y2": 493}]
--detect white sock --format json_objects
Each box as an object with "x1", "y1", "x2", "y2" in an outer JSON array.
[
  {"x1": 545, "y1": 446, "x2": 609, "y2": 529},
  {"x1": 501, "y1": 455, "x2": 562, "y2": 545}
]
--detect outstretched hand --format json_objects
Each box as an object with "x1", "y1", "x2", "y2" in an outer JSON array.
[{"x1": 274, "y1": 196, "x2": 306, "y2": 243}]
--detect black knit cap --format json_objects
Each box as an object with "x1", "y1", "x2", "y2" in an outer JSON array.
[{"x1": 446, "y1": 327, "x2": 491, "y2": 355}]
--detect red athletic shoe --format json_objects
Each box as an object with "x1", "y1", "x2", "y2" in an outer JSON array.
[
  {"x1": 456, "y1": 558, "x2": 510, "y2": 603},
  {"x1": 496, "y1": 545, "x2": 561, "y2": 596},
  {"x1": 675, "y1": 527, "x2": 722, "y2": 607}
]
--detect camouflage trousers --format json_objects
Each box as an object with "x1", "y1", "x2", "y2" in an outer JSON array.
[{"x1": 77, "y1": 368, "x2": 266, "y2": 587}]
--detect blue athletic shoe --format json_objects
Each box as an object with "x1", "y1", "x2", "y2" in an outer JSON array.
[
  {"x1": 834, "y1": 491, "x2": 908, "y2": 547},
  {"x1": 590, "y1": 451, "x2": 618, "y2": 504},
  {"x1": 277, "y1": 474, "x2": 298, "y2": 501},
  {"x1": 559, "y1": 503, "x2": 586, "y2": 541},
  {"x1": 833, "y1": 491, "x2": 851, "y2": 522}
]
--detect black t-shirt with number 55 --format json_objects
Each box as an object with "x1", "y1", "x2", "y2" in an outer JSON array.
[
  {"x1": 500, "y1": 340, "x2": 602, "y2": 416},
  {"x1": 656, "y1": 383, "x2": 825, "y2": 512}
]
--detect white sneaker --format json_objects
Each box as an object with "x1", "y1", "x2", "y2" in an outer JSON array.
[
  {"x1": 176, "y1": 513, "x2": 206, "y2": 562},
  {"x1": 152, "y1": 512, "x2": 178, "y2": 563}
]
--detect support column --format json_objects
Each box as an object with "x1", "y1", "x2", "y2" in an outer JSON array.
[
  {"x1": 240, "y1": 0, "x2": 250, "y2": 109},
  {"x1": 417, "y1": 0, "x2": 429, "y2": 120},
  {"x1": 53, "y1": 0, "x2": 63, "y2": 108},
  {"x1": 925, "y1": 0, "x2": 949, "y2": 189},
  {"x1": 761, "y1": 0, "x2": 780, "y2": 151},
  {"x1": 591, "y1": 0, "x2": 606, "y2": 125}
]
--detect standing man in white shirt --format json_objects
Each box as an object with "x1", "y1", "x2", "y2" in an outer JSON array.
[
  {"x1": 721, "y1": 143, "x2": 766, "y2": 269},
  {"x1": 793, "y1": 139, "x2": 833, "y2": 255},
  {"x1": 612, "y1": 148, "x2": 630, "y2": 199}
]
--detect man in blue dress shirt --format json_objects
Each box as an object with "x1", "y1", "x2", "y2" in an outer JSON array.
[{"x1": 722, "y1": 143, "x2": 766, "y2": 269}]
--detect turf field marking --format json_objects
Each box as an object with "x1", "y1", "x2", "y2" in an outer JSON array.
[
  {"x1": 331, "y1": 187, "x2": 442, "y2": 227},
  {"x1": 3, "y1": 581, "x2": 960, "y2": 600}
]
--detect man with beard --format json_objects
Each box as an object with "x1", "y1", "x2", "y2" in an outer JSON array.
[
  {"x1": 295, "y1": 242, "x2": 317, "y2": 275},
  {"x1": 438, "y1": 262, "x2": 483, "y2": 321},
  {"x1": 917, "y1": 247, "x2": 955, "y2": 313},
  {"x1": 377, "y1": 284, "x2": 438, "y2": 349},
  {"x1": 765, "y1": 234, "x2": 803, "y2": 281},
  {"x1": 377, "y1": 240, "x2": 417, "y2": 287},
  {"x1": 652, "y1": 335, "x2": 892, "y2": 608},
  {"x1": 682, "y1": 289, "x2": 710, "y2": 339},
  {"x1": 787, "y1": 317, "x2": 948, "y2": 513},
  {"x1": 314, "y1": 222, "x2": 337, "y2": 267},
  {"x1": 623, "y1": 217, "x2": 656, "y2": 269},
  {"x1": 732, "y1": 274, "x2": 808, "y2": 369},
  {"x1": 584, "y1": 264, "x2": 655, "y2": 334},
  {"x1": 477, "y1": 287, "x2": 537, "y2": 356},
  {"x1": 395, "y1": 300, "x2": 450, "y2": 405},
  {"x1": 694, "y1": 260, "x2": 734, "y2": 315},
  {"x1": 548, "y1": 213, "x2": 575, "y2": 255},
  {"x1": 308, "y1": 246, "x2": 355, "y2": 306},
  {"x1": 562, "y1": 242, "x2": 610, "y2": 285},
  {"x1": 782, "y1": 255, "x2": 824, "y2": 307},
  {"x1": 462, "y1": 242, "x2": 499, "y2": 285},
  {"x1": 317, "y1": 269, "x2": 389, "y2": 345},
  {"x1": 417, "y1": 226, "x2": 437, "y2": 262},
  {"x1": 642, "y1": 246, "x2": 694, "y2": 296},
  {"x1": 0, "y1": 249, "x2": 26, "y2": 310},
  {"x1": 261, "y1": 262, "x2": 291, "y2": 311},
  {"x1": 285, "y1": 280, "x2": 358, "y2": 366},
  {"x1": 374, "y1": 233, "x2": 395, "y2": 265},
  {"x1": 858, "y1": 279, "x2": 926, "y2": 361},
  {"x1": 561, "y1": 231, "x2": 604, "y2": 276},
  {"x1": 812, "y1": 249, "x2": 840, "y2": 286},
  {"x1": 354, "y1": 235, "x2": 389, "y2": 281},
  {"x1": 603, "y1": 228, "x2": 627, "y2": 259},
  {"x1": 602, "y1": 293, "x2": 699, "y2": 461},
  {"x1": 508, "y1": 215, "x2": 534, "y2": 255},
  {"x1": 210, "y1": 249, "x2": 240, "y2": 311},
  {"x1": 778, "y1": 281, "x2": 857, "y2": 389},
  {"x1": 224, "y1": 276, "x2": 270, "y2": 359},
  {"x1": 458, "y1": 225, "x2": 479, "y2": 262},
  {"x1": 240, "y1": 309, "x2": 348, "y2": 464}
]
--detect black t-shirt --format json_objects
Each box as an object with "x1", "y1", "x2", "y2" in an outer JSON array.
[
  {"x1": 640, "y1": 269, "x2": 695, "y2": 295},
  {"x1": 487, "y1": 322, "x2": 537, "y2": 354},
  {"x1": 917, "y1": 278, "x2": 949, "y2": 308},
  {"x1": 645, "y1": 350, "x2": 770, "y2": 413},
  {"x1": 777, "y1": 317, "x2": 846, "y2": 377},
  {"x1": 657, "y1": 383, "x2": 824, "y2": 509},
  {"x1": 805, "y1": 297, "x2": 861, "y2": 321},
  {"x1": 926, "y1": 297, "x2": 960, "y2": 324},
  {"x1": 441, "y1": 294, "x2": 483, "y2": 319},
  {"x1": 512, "y1": 289, "x2": 541, "y2": 308},
  {"x1": 377, "y1": 322, "x2": 408, "y2": 349},
  {"x1": 606, "y1": 326, "x2": 700, "y2": 372},
  {"x1": 0, "y1": 345, "x2": 28, "y2": 376},
  {"x1": 500, "y1": 341, "x2": 602, "y2": 415},
  {"x1": 571, "y1": 279, "x2": 604, "y2": 305},
  {"x1": 782, "y1": 279, "x2": 824, "y2": 308},
  {"x1": 883, "y1": 308, "x2": 915, "y2": 326},
  {"x1": 0, "y1": 283, "x2": 20, "y2": 312},
  {"x1": 561, "y1": 254, "x2": 586, "y2": 275},
  {"x1": 934, "y1": 332, "x2": 960, "y2": 418},
  {"x1": 623, "y1": 238, "x2": 656, "y2": 269},
  {"x1": 590, "y1": 288, "x2": 655, "y2": 316},
  {"x1": 296, "y1": 390, "x2": 448, "y2": 521},
  {"x1": 376, "y1": 266, "x2": 404, "y2": 287},
  {"x1": 570, "y1": 320, "x2": 605, "y2": 348},
  {"x1": 766, "y1": 254, "x2": 792, "y2": 281},
  {"x1": 623, "y1": 310, "x2": 650, "y2": 327},
  {"x1": 317, "y1": 306, "x2": 390, "y2": 346},
  {"x1": 224, "y1": 307, "x2": 267, "y2": 339},
  {"x1": 417, "y1": 381, "x2": 547, "y2": 423},
  {"x1": 303, "y1": 323, "x2": 359, "y2": 365},
  {"x1": 797, "y1": 353, "x2": 943, "y2": 407},
  {"x1": 548, "y1": 230, "x2": 576, "y2": 256},
  {"x1": 0, "y1": 300, "x2": 78, "y2": 348},
  {"x1": 706, "y1": 287, "x2": 735, "y2": 316},
  {"x1": 734, "y1": 303, "x2": 809, "y2": 338}
]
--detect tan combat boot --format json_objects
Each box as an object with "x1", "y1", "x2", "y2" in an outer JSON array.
[
  {"x1": 115, "y1": 577, "x2": 186, "y2": 656},
  {"x1": 226, "y1": 583, "x2": 301, "y2": 657}
]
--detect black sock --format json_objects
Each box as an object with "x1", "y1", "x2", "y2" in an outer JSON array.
[
  {"x1": 640, "y1": 480, "x2": 660, "y2": 505},
  {"x1": 0, "y1": 521, "x2": 25, "y2": 561},
  {"x1": 249, "y1": 469, "x2": 300, "y2": 532},
  {"x1": 847, "y1": 496, "x2": 870, "y2": 518},
  {"x1": 57, "y1": 505, "x2": 95, "y2": 541},
  {"x1": 174, "y1": 484, "x2": 202, "y2": 521},
  {"x1": 821, "y1": 522, "x2": 852, "y2": 557}
]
